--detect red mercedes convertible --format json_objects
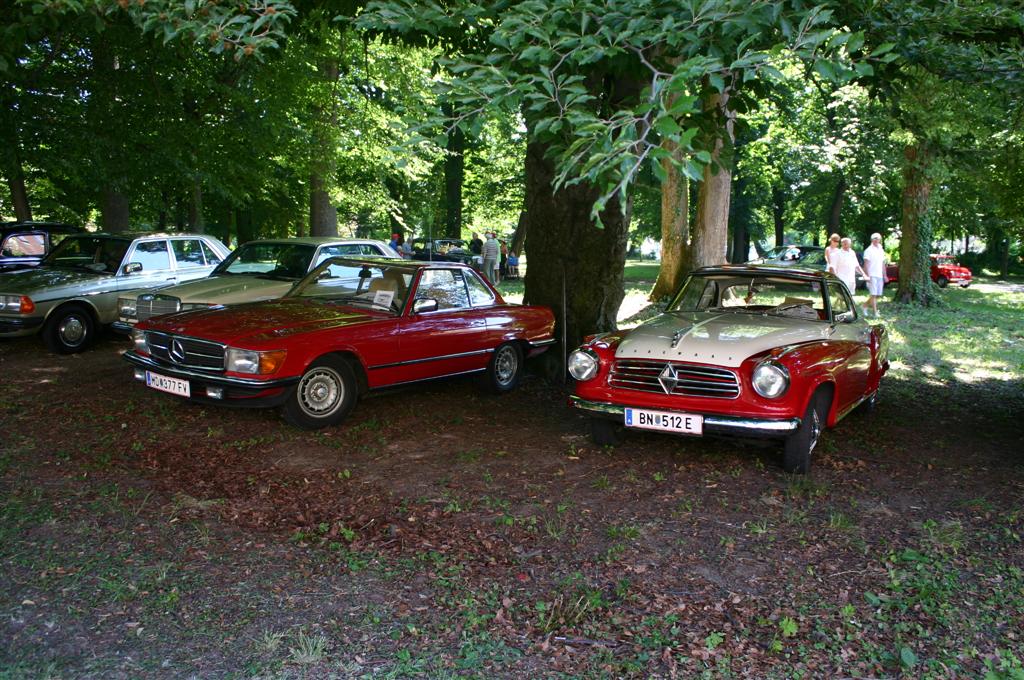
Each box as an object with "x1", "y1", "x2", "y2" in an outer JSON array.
[
  {"x1": 568, "y1": 265, "x2": 889, "y2": 474},
  {"x1": 124, "y1": 259, "x2": 555, "y2": 429}
]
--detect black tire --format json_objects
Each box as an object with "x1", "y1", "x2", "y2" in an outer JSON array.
[
  {"x1": 480, "y1": 342, "x2": 523, "y2": 394},
  {"x1": 590, "y1": 418, "x2": 622, "y2": 447},
  {"x1": 42, "y1": 304, "x2": 95, "y2": 354},
  {"x1": 782, "y1": 391, "x2": 828, "y2": 474},
  {"x1": 283, "y1": 356, "x2": 357, "y2": 430},
  {"x1": 936, "y1": 275, "x2": 948, "y2": 289}
]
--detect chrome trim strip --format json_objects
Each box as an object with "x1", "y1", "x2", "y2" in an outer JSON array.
[
  {"x1": 567, "y1": 395, "x2": 800, "y2": 436},
  {"x1": 528, "y1": 338, "x2": 556, "y2": 347},
  {"x1": 368, "y1": 348, "x2": 493, "y2": 370},
  {"x1": 124, "y1": 351, "x2": 299, "y2": 388},
  {"x1": 372, "y1": 367, "x2": 486, "y2": 388}
]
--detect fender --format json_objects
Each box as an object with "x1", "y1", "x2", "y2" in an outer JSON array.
[{"x1": 43, "y1": 297, "x2": 102, "y2": 326}]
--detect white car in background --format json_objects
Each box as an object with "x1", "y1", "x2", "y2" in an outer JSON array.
[{"x1": 116, "y1": 237, "x2": 400, "y2": 331}]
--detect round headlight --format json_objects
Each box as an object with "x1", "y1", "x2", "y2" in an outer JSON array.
[
  {"x1": 752, "y1": 361, "x2": 789, "y2": 398},
  {"x1": 568, "y1": 349, "x2": 600, "y2": 381}
]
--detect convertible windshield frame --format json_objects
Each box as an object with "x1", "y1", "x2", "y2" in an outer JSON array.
[
  {"x1": 211, "y1": 242, "x2": 316, "y2": 278},
  {"x1": 287, "y1": 257, "x2": 419, "y2": 315}
]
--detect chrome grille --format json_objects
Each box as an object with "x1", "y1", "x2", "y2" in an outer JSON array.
[
  {"x1": 145, "y1": 331, "x2": 225, "y2": 371},
  {"x1": 137, "y1": 295, "x2": 180, "y2": 322},
  {"x1": 609, "y1": 360, "x2": 739, "y2": 399}
]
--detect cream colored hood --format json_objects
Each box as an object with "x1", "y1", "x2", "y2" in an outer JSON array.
[
  {"x1": 146, "y1": 275, "x2": 296, "y2": 305},
  {"x1": 615, "y1": 311, "x2": 830, "y2": 367}
]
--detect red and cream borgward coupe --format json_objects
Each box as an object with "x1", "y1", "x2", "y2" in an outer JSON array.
[
  {"x1": 568, "y1": 265, "x2": 889, "y2": 474},
  {"x1": 124, "y1": 259, "x2": 555, "y2": 429}
]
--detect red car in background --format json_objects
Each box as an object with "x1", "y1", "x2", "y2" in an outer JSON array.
[
  {"x1": 124, "y1": 259, "x2": 555, "y2": 429},
  {"x1": 886, "y1": 254, "x2": 972, "y2": 288}
]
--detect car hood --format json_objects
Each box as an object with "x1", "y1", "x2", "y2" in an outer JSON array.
[
  {"x1": 615, "y1": 311, "x2": 831, "y2": 368},
  {"x1": 141, "y1": 298, "x2": 382, "y2": 347},
  {"x1": 0, "y1": 265, "x2": 112, "y2": 296},
  {"x1": 143, "y1": 274, "x2": 296, "y2": 304}
]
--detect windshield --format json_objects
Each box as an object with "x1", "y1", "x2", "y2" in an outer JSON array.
[
  {"x1": 212, "y1": 242, "x2": 315, "y2": 279},
  {"x1": 762, "y1": 245, "x2": 820, "y2": 262},
  {"x1": 42, "y1": 236, "x2": 131, "y2": 273},
  {"x1": 288, "y1": 258, "x2": 414, "y2": 314},
  {"x1": 670, "y1": 274, "x2": 829, "y2": 321}
]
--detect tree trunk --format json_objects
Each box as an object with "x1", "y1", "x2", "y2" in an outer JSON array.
[
  {"x1": 522, "y1": 139, "x2": 630, "y2": 379},
  {"x1": 827, "y1": 174, "x2": 846, "y2": 235},
  {"x1": 309, "y1": 173, "x2": 338, "y2": 237},
  {"x1": 236, "y1": 209, "x2": 256, "y2": 245},
  {"x1": 101, "y1": 186, "x2": 130, "y2": 232},
  {"x1": 6, "y1": 165, "x2": 32, "y2": 222},
  {"x1": 772, "y1": 185, "x2": 785, "y2": 247},
  {"x1": 188, "y1": 177, "x2": 205, "y2": 233},
  {"x1": 309, "y1": 57, "x2": 340, "y2": 237},
  {"x1": 442, "y1": 102, "x2": 465, "y2": 239},
  {"x1": 895, "y1": 143, "x2": 937, "y2": 305},
  {"x1": 1000, "y1": 236, "x2": 1010, "y2": 278},
  {"x1": 649, "y1": 137, "x2": 689, "y2": 300},
  {"x1": 510, "y1": 209, "x2": 528, "y2": 257},
  {"x1": 691, "y1": 88, "x2": 734, "y2": 268}
]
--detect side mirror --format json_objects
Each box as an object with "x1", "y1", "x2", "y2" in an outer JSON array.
[
  {"x1": 412, "y1": 298, "x2": 438, "y2": 314},
  {"x1": 834, "y1": 310, "x2": 855, "y2": 324},
  {"x1": 123, "y1": 262, "x2": 143, "y2": 275}
]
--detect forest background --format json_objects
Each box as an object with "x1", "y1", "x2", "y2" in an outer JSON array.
[{"x1": 2, "y1": 0, "x2": 1022, "y2": 350}]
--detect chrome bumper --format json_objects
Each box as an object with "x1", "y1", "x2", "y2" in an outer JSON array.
[
  {"x1": 124, "y1": 350, "x2": 299, "y2": 390},
  {"x1": 111, "y1": 321, "x2": 134, "y2": 335},
  {"x1": 568, "y1": 395, "x2": 801, "y2": 438}
]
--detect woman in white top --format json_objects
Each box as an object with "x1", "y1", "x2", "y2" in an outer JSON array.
[
  {"x1": 825, "y1": 233, "x2": 841, "y2": 273},
  {"x1": 832, "y1": 237, "x2": 868, "y2": 293}
]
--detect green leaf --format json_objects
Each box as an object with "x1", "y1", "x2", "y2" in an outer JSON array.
[{"x1": 900, "y1": 647, "x2": 917, "y2": 668}]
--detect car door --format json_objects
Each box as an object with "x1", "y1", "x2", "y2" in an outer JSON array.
[
  {"x1": 389, "y1": 268, "x2": 492, "y2": 384},
  {"x1": 170, "y1": 238, "x2": 217, "y2": 282},
  {"x1": 119, "y1": 239, "x2": 176, "y2": 289},
  {"x1": 828, "y1": 283, "x2": 871, "y2": 410}
]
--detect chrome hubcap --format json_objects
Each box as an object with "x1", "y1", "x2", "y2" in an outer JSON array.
[
  {"x1": 808, "y1": 408, "x2": 822, "y2": 454},
  {"x1": 298, "y1": 368, "x2": 343, "y2": 418},
  {"x1": 494, "y1": 346, "x2": 518, "y2": 385},
  {"x1": 59, "y1": 316, "x2": 86, "y2": 346}
]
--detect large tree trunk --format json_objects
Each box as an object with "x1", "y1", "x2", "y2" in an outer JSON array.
[
  {"x1": 772, "y1": 185, "x2": 785, "y2": 247},
  {"x1": 101, "y1": 186, "x2": 130, "y2": 232},
  {"x1": 5, "y1": 164, "x2": 32, "y2": 222},
  {"x1": 827, "y1": 174, "x2": 846, "y2": 235},
  {"x1": 691, "y1": 88, "x2": 735, "y2": 268},
  {"x1": 442, "y1": 102, "x2": 465, "y2": 239},
  {"x1": 309, "y1": 57, "x2": 340, "y2": 237},
  {"x1": 895, "y1": 143, "x2": 937, "y2": 305},
  {"x1": 649, "y1": 137, "x2": 689, "y2": 300},
  {"x1": 188, "y1": 177, "x2": 205, "y2": 233},
  {"x1": 309, "y1": 173, "x2": 338, "y2": 237},
  {"x1": 522, "y1": 139, "x2": 630, "y2": 379}
]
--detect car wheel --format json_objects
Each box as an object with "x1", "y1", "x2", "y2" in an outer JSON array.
[
  {"x1": 936, "y1": 275, "x2": 949, "y2": 288},
  {"x1": 590, "y1": 418, "x2": 622, "y2": 447},
  {"x1": 42, "y1": 304, "x2": 95, "y2": 354},
  {"x1": 782, "y1": 391, "x2": 827, "y2": 474},
  {"x1": 480, "y1": 342, "x2": 523, "y2": 394},
  {"x1": 283, "y1": 356, "x2": 357, "y2": 430}
]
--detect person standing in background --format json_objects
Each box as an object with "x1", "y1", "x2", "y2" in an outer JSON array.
[
  {"x1": 825, "y1": 233, "x2": 841, "y2": 274},
  {"x1": 833, "y1": 237, "x2": 868, "y2": 295},
  {"x1": 469, "y1": 232, "x2": 483, "y2": 255},
  {"x1": 862, "y1": 232, "x2": 887, "y2": 317},
  {"x1": 482, "y1": 232, "x2": 500, "y2": 284}
]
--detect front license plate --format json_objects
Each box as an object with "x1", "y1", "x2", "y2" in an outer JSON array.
[
  {"x1": 624, "y1": 408, "x2": 703, "y2": 435},
  {"x1": 145, "y1": 371, "x2": 190, "y2": 397}
]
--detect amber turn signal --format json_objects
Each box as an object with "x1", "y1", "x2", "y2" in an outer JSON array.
[{"x1": 258, "y1": 350, "x2": 287, "y2": 374}]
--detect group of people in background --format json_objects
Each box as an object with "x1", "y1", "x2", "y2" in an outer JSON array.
[
  {"x1": 469, "y1": 232, "x2": 519, "y2": 285},
  {"x1": 825, "y1": 232, "x2": 887, "y2": 317},
  {"x1": 387, "y1": 230, "x2": 519, "y2": 286}
]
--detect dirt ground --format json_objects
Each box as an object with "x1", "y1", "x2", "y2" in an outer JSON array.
[{"x1": 1, "y1": 302, "x2": 1023, "y2": 678}]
